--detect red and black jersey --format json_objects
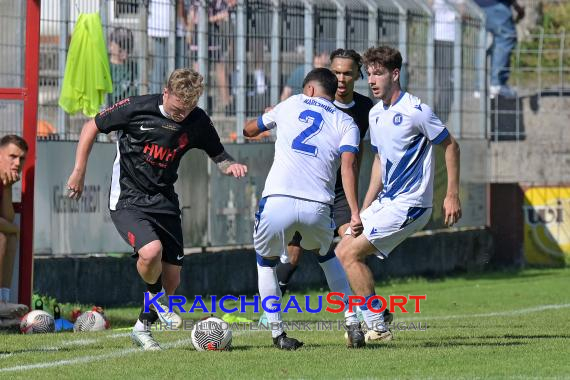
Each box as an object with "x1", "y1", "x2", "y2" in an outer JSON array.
[
  {"x1": 333, "y1": 91, "x2": 374, "y2": 202},
  {"x1": 95, "y1": 94, "x2": 224, "y2": 214}
]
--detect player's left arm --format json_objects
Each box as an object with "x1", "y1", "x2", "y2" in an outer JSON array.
[
  {"x1": 211, "y1": 150, "x2": 247, "y2": 178},
  {"x1": 438, "y1": 134, "x2": 461, "y2": 227},
  {"x1": 417, "y1": 103, "x2": 462, "y2": 227},
  {"x1": 202, "y1": 114, "x2": 248, "y2": 178}
]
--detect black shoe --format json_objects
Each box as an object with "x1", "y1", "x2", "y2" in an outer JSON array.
[
  {"x1": 383, "y1": 309, "x2": 394, "y2": 324},
  {"x1": 273, "y1": 332, "x2": 303, "y2": 350},
  {"x1": 346, "y1": 323, "x2": 366, "y2": 348}
]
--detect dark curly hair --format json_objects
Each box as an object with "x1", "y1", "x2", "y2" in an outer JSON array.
[{"x1": 329, "y1": 48, "x2": 364, "y2": 79}]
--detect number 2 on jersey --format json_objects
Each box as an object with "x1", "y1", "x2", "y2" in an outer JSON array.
[{"x1": 291, "y1": 110, "x2": 323, "y2": 156}]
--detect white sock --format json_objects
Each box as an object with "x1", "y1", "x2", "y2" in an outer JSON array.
[
  {"x1": 1, "y1": 288, "x2": 9, "y2": 302},
  {"x1": 318, "y1": 256, "x2": 359, "y2": 326},
  {"x1": 361, "y1": 295, "x2": 386, "y2": 331},
  {"x1": 257, "y1": 262, "x2": 283, "y2": 338}
]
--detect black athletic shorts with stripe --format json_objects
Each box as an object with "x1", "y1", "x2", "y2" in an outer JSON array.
[{"x1": 110, "y1": 209, "x2": 184, "y2": 266}]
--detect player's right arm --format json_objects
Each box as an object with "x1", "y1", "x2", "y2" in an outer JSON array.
[
  {"x1": 243, "y1": 104, "x2": 278, "y2": 138},
  {"x1": 362, "y1": 153, "x2": 382, "y2": 210},
  {"x1": 67, "y1": 119, "x2": 99, "y2": 200},
  {"x1": 341, "y1": 150, "x2": 363, "y2": 237}
]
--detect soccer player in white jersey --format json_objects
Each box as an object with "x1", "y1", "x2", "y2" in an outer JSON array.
[
  {"x1": 244, "y1": 68, "x2": 366, "y2": 349},
  {"x1": 336, "y1": 46, "x2": 462, "y2": 343}
]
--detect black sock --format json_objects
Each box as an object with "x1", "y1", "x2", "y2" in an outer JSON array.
[
  {"x1": 146, "y1": 275, "x2": 163, "y2": 294},
  {"x1": 138, "y1": 306, "x2": 159, "y2": 328},
  {"x1": 276, "y1": 262, "x2": 298, "y2": 296}
]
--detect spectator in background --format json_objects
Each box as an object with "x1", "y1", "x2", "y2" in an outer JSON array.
[
  {"x1": 148, "y1": 0, "x2": 171, "y2": 93},
  {"x1": 280, "y1": 47, "x2": 331, "y2": 101},
  {"x1": 210, "y1": 0, "x2": 237, "y2": 111},
  {"x1": 108, "y1": 27, "x2": 138, "y2": 105},
  {"x1": 432, "y1": 0, "x2": 457, "y2": 124},
  {"x1": 0, "y1": 135, "x2": 28, "y2": 318},
  {"x1": 474, "y1": 0, "x2": 525, "y2": 98}
]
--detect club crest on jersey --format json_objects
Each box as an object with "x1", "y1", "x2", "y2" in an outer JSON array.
[{"x1": 393, "y1": 113, "x2": 403, "y2": 126}]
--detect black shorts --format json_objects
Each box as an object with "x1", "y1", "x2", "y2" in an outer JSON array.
[
  {"x1": 110, "y1": 209, "x2": 184, "y2": 266},
  {"x1": 289, "y1": 196, "x2": 351, "y2": 245}
]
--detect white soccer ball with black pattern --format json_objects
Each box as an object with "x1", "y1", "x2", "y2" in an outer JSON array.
[
  {"x1": 73, "y1": 311, "x2": 109, "y2": 332},
  {"x1": 191, "y1": 317, "x2": 232, "y2": 351},
  {"x1": 20, "y1": 310, "x2": 55, "y2": 334}
]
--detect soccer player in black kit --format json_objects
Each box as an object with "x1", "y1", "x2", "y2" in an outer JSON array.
[
  {"x1": 67, "y1": 69, "x2": 247, "y2": 350},
  {"x1": 267, "y1": 50, "x2": 392, "y2": 344}
]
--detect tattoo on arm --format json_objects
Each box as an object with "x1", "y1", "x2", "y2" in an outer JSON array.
[{"x1": 212, "y1": 150, "x2": 236, "y2": 173}]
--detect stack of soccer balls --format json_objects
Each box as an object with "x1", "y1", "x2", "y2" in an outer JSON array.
[{"x1": 191, "y1": 316, "x2": 232, "y2": 351}]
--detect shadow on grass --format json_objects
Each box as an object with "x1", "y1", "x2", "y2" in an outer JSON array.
[
  {"x1": 0, "y1": 346, "x2": 75, "y2": 355},
  {"x1": 440, "y1": 333, "x2": 570, "y2": 340},
  {"x1": 421, "y1": 341, "x2": 527, "y2": 348}
]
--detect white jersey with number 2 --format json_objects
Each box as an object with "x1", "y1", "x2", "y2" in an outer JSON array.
[{"x1": 257, "y1": 94, "x2": 360, "y2": 205}]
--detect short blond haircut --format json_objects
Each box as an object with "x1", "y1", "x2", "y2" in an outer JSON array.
[{"x1": 166, "y1": 68, "x2": 205, "y2": 107}]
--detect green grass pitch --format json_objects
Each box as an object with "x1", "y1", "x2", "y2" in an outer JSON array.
[{"x1": 1, "y1": 268, "x2": 569, "y2": 379}]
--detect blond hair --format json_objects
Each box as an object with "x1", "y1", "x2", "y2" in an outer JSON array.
[{"x1": 166, "y1": 68, "x2": 205, "y2": 107}]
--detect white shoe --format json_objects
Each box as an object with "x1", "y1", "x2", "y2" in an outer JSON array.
[
  {"x1": 258, "y1": 312, "x2": 269, "y2": 328},
  {"x1": 365, "y1": 329, "x2": 393, "y2": 342},
  {"x1": 131, "y1": 328, "x2": 161, "y2": 351},
  {"x1": 490, "y1": 85, "x2": 517, "y2": 99},
  {"x1": 0, "y1": 302, "x2": 29, "y2": 318},
  {"x1": 148, "y1": 291, "x2": 182, "y2": 329}
]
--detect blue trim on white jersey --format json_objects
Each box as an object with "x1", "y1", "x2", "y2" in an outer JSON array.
[
  {"x1": 389, "y1": 134, "x2": 425, "y2": 184},
  {"x1": 383, "y1": 91, "x2": 406, "y2": 110},
  {"x1": 432, "y1": 128, "x2": 449, "y2": 144},
  {"x1": 254, "y1": 197, "x2": 268, "y2": 233},
  {"x1": 384, "y1": 137, "x2": 429, "y2": 199},
  {"x1": 339, "y1": 145, "x2": 358, "y2": 154},
  {"x1": 399, "y1": 164, "x2": 424, "y2": 198},
  {"x1": 371, "y1": 145, "x2": 378, "y2": 153},
  {"x1": 384, "y1": 159, "x2": 393, "y2": 185},
  {"x1": 257, "y1": 116, "x2": 268, "y2": 132},
  {"x1": 400, "y1": 207, "x2": 429, "y2": 228}
]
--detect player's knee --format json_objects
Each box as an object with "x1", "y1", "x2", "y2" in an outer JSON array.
[
  {"x1": 334, "y1": 243, "x2": 349, "y2": 265},
  {"x1": 138, "y1": 240, "x2": 163, "y2": 263},
  {"x1": 336, "y1": 240, "x2": 363, "y2": 267}
]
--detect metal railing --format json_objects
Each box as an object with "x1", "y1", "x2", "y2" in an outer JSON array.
[{"x1": 1, "y1": 0, "x2": 491, "y2": 143}]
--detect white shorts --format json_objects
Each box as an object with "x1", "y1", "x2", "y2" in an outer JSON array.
[
  {"x1": 254, "y1": 196, "x2": 334, "y2": 259},
  {"x1": 347, "y1": 199, "x2": 432, "y2": 259}
]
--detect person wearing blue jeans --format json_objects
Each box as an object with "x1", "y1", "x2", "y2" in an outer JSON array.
[{"x1": 474, "y1": 0, "x2": 524, "y2": 98}]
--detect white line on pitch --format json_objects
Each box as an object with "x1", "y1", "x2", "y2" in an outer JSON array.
[
  {"x1": 399, "y1": 303, "x2": 570, "y2": 321},
  {"x1": 0, "y1": 332, "x2": 251, "y2": 373}
]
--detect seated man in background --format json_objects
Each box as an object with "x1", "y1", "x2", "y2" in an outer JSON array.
[{"x1": 0, "y1": 135, "x2": 29, "y2": 318}]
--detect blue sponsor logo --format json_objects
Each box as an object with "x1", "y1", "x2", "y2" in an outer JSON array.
[{"x1": 370, "y1": 227, "x2": 382, "y2": 236}]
